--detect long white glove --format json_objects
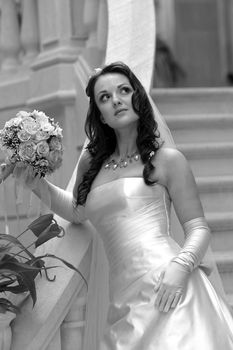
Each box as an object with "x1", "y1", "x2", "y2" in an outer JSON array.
[
  {"x1": 7, "y1": 162, "x2": 86, "y2": 224},
  {"x1": 172, "y1": 217, "x2": 211, "y2": 272},
  {"x1": 33, "y1": 177, "x2": 86, "y2": 224},
  {"x1": 154, "y1": 217, "x2": 211, "y2": 312}
]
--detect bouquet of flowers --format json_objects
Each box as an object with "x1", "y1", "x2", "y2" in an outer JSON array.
[{"x1": 0, "y1": 110, "x2": 63, "y2": 181}]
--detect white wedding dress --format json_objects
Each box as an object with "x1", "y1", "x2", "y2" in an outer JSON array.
[{"x1": 84, "y1": 176, "x2": 233, "y2": 349}]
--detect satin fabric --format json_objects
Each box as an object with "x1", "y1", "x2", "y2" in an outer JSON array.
[{"x1": 85, "y1": 177, "x2": 233, "y2": 349}]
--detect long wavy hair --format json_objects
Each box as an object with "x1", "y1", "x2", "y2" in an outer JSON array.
[{"x1": 76, "y1": 62, "x2": 161, "y2": 205}]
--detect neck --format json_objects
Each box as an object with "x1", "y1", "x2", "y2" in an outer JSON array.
[{"x1": 114, "y1": 128, "x2": 138, "y2": 157}]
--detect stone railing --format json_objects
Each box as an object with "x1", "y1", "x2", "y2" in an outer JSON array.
[
  {"x1": 0, "y1": 0, "x2": 39, "y2": 72},
  {"x1": 0, "y1": 0, "x2": 108, "y2": 234},
  {"x1": 0, "y1": 0, "x2": 107, "y2": 74},
  {"x1": 0, "y1": 0, "x2": 156, "y2": 349}
]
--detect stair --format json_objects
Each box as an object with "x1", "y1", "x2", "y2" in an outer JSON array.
[
  {"x1": 152, "y1": 87, "x2": 233, "y2": 306},
  {"x1": 178, "y1": 142, "x2": 233, "y2": 176}
]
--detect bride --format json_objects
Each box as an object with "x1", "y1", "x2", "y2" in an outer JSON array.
[{"x1": 1, "y1": 61, "x2": 233, "y2": 349}]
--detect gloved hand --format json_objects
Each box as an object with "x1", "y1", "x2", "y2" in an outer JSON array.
[
  {"x1": 0, "y1": 163, "x2": 15, "y2": 183},
  {"x1": 8, "y1": 161, "x2": 85, "y2": 223},
  {"x1": 154, "y1": 260, "x2": 190, "y2": 313},
  {"x1": 12, "y1": 162, "x2": 40, "y2": 190}
]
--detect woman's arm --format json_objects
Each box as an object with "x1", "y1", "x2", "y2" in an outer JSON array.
[
  {"x1": 164, "y1": 149, "x2": 210, "y2": 268},
  {"x1": 152, "y1": 148, "x2": 211, "y2": 312},
  {"x1": 12, "y1": 150, "x2": 91, "y2": 224}
]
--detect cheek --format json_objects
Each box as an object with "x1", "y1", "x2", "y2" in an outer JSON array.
[{"x1": 99, "y1": 105, "x2": 113, "y2": 122}]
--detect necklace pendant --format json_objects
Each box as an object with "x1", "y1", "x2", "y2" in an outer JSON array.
[
  {"x1": 104, "y1": 151, "x2": 140, "y2": 171},
  {"x1": 119, "y1": 159, "x2": 128, "y2": 168},
  {"x1": 104, "y1": 163, "x2": 111, "y2": 170},
  {"x1": 112, "y1": 163, "x2": 118, "y2": 170}
]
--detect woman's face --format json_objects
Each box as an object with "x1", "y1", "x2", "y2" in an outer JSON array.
[{"x1": 94, "y1": 73, "x2": 139, "y2": 130}]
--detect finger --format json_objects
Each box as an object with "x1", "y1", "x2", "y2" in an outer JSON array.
[
  {"x1": 158, "y1": 290, "x2": 170, "y2": 312},
  {"x1": 163, "y1": 294, "x2": 176, "y2": 313},
  {"x1": 154, "y1": 286, "x2": 166, "y2": 308},
  {"x1": 0, "y1": 163, "x2": 6, "y2": 171},
  {"x1": 171, "y1": 292, "x2": 182, "y2": 309},
  {"x1": 153, "y1": 270, "x2": 164, "y2": 292},
  {"x1": 0, "y1": 163, "x2": 15, "y2": 182},
  {"x1": 153, "y1": 277, "x2": 161, "y2": 292}
]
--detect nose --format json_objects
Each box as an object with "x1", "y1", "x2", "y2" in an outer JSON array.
[{"x1": 112, "y1": 93, "x2": 122, "y2": 107}]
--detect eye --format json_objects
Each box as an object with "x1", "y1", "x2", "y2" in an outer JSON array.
[
  {"x1": 120, "y1": 86, "x2": 132, "y2": 94},
  {"x1": 99, "y1": 93, "x2": 110, "y2": 103}
]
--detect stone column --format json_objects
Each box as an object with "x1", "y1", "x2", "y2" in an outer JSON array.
[
  {"x1": 20, "y1": 0, "x2": 40, "y2": 64},
  {"x1": 0, "y1": 0, "x2": 20, "y2": 71},
  {"x1": 34, "y1": 0, "x2": 80, "y2": 68}
]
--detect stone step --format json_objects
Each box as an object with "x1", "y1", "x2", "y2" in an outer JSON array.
[
  {"x1": 214, "y1": 251, "x2": 233, "y2": 294},
  {"x1": 206, "y1": 212, "x2": 233, "y2": 251},
  {"x1": 196, "y1": 175, "x2": 233, "y2": 213},
  {"x1": 178, "y1": 142, "x2": 233, "y2": 176},
  {"x1": 152, "y1": 87, "x2": 233, "y2": 114},
  {"x1": 166, "y1": 114, "x2": 233, "y2": 143}
]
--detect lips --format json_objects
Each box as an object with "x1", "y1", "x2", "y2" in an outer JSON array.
[{"x1": 114, "y1": 108, "x2": 128, "y2": 116}]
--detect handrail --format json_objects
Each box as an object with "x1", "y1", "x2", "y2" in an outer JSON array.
[
  {"x1": 11, "y1": 220, "x2": 93, "y2": 350},
  {"x1": 11, "y1": 160, "x2": 94, "y2": 350}
]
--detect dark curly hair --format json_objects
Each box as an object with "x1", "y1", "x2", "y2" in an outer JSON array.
[{"x1": 76, "y1": 61, "x2": 161, "y2": 205}]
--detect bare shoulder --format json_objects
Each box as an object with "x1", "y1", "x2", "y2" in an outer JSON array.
[
  {"x1": 152, "y1": 147, "x2": 189, "y2": 187},
  {"x1": 153, "y1": 147, "x2": 204, "y2": 223},
  {"x1": 155, "y1": 147, "x2": 186, "y2": 164}
]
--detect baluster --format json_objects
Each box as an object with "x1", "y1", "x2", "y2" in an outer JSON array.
[
  {"x1": 60, "y1": 284, "x2": 87, "y2": 350},
  {"x1": 224, "y1": 0, "x2": 233, "y2": 77},
  {"x1": 83, "y1": 0, "x2": 101, "y2": 67},
  {"x1": 20, "y1": 0, "x2": 39, "y2": 64},
  {"x1": 97, "y1": 0, "x2": 108, "y2": 64},
  {"x1": 0, "y1": 0, "x2": 21, "y2": 71}
]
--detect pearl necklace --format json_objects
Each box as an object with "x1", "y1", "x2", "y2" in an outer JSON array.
[{"x1": 104, "y1": 151, "x2": 140, "y2": 170}]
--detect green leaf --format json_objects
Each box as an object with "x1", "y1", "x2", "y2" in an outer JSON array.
[
  {"x1": 0, "y1": 298, "x2": 20, "y2": 314},
  {"x1": 28, "y1": 214, "x2": 54, "y2": 237},
  {"x1": 35, "y1": 222, "x2": 64, "y2": 248},
  {"x1": 0, "y1": 246, "x2": 11, "y2": 260},
  {"x1": 0, "y1": 234, "x2": 34, "y2": 259},
  {"x1": 35, "y1": 253, "x2": 88, "y2": 288},
  {"x1": 0, "y1": 267, "x2": 37, "y2": 306}
]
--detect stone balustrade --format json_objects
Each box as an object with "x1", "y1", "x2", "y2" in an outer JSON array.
[{"x1": 0, "y1": 0, "x2": 107, "y2": 74}]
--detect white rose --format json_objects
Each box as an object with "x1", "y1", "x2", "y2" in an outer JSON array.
[
  {"x1": 49, "y1": 137, "x2": 63, "y2": 151},
  {"x1": 35, "y1": 130, "x2": 50, "y2": 141},
  {"x1": 36, "y1": 141, "x2": 50, "y2": 157},
  {"x1": 22, "y1": 117, "x2": 41, "y2": 135},
  {"x1": 32, "y1": 110, "x2": 49, "y2": 124},
  {"x1": 17, "y1": 130, "x2": 31, "y2": 142},
  {"x1": 5, "y1": 117, "x2": 22, "y2": 128},
  {"x1": 16, "y1": 111, "x2": 31, "y2": 118},
  {"x1": 46, "y1": 150, "x2": 63, "y2": 169},
  {"x1": 18, "y1": 141, "x2": 36, "y2": 162},
  {"x1": 52, "y1": 126, "x2": 63, "y2": 137},
  {"x1": 41, "y1": 122, "x2": 54, "y2": 133}
]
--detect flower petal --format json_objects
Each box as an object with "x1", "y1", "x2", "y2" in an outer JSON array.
[
  {"x1": 34, "y1": 222, "x2": 63, "y2": 247},
  {"x1": 28, "y1": 214, "x2": 54, "y2": 237}
]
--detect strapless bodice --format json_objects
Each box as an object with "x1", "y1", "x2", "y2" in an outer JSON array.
[{"x1": 85, "y1": 177, "x2": 181, "y2": 297}]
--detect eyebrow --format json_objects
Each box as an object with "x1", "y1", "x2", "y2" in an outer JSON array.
[{"x1": 96, "y1": 83, "x2": 130, "y2": 97}]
